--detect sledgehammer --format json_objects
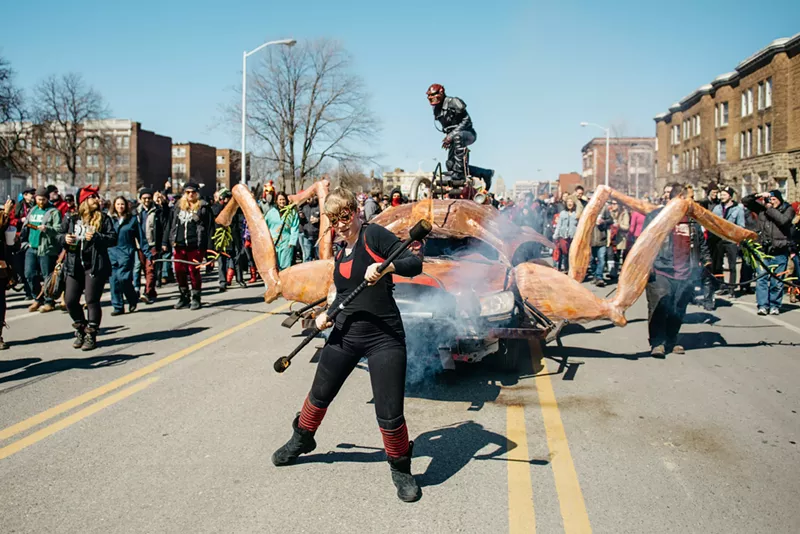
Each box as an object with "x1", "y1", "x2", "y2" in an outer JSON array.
[
  {"x1": 274, "y1": 219, "x2": 432, "y2": 373},
  {"x1": 281, "y1": 297, "x2": 327, "y2": 328}
]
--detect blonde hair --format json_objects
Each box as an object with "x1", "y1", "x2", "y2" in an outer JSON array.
[
  {"x1": 178, "y1": 194, "x2": 201, "y2": 212},
  {"x1": 78, "y1": 200, "x2": 102, "y2": 230},
  {"x1": 324, "y1": 187, "x2": 357, "y2": 216}
]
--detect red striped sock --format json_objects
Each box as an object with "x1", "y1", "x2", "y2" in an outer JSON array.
[
  {"x1": 298, "y1": 396, "x2": 327, "y2": 432},
  {"x1": 381, "y1": 423, "x2": 409, "y2": 458}
]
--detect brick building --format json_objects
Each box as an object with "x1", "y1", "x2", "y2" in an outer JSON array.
[
  {"x1": 654, "y1": 33, "x2": 800, "y2": 202},
  {"x1": 0, "y1": 119, "x2": 171, "y2": 198},
  {"x1": 215, "y1": 149, "x2": 250, "y2": 190},
  {"x1": 580, "y1": 137, "x2": 656, "y2": 197},
  {"x1": 558, "y1": 172, "x2": 583, "y2": 196},
  {"x1": 171, "y1": 142, "x2": 216, "y2": 196}
]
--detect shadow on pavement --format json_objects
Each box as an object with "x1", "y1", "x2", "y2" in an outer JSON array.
[
  {"x1": 0, "y1": 352, "x2": 154, "y2": 384},
  {"x1": 8, "y1": 326, "x2": 125, "y2": 347},
  {"x1": 102, "y1": 326, "x2": 207, "y2": 347},
  {"x1": 295, "y1": 421, "x2": 547, "y2": 487},
  {"x1": 0, "y1": 357, "x2": 42, "y2": 374}
]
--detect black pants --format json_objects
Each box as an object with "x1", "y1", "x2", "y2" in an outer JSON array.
[
  {"x1": 0, "y1": 286, "x2": 6, "y2": 327},
  {"x1": 445, "y1": 131, "x2": 493, "y2": 188},
  {"x1": 65, "y1": 267, "x2": 107, "y2": 326},
  {"x1": 308, "y1": 318, "x2": 406, "y2": 428},
  {"x1": 218, "y1": 253, "x2": 243, "y2": 287},
  {"x1": 646, "y1": 273, "x2": 694, "y2": 349},
  {"x1": 712, "y1": 241, "x2": 738, "y2": 292}
]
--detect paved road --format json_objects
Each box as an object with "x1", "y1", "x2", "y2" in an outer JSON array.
[{"x1": 0, "y1": 279, "x2": 798, "y2": 533}]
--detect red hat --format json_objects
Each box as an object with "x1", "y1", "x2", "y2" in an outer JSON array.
[{"x1": 79, "y1": 185, "x2": 100, "y2": 205}]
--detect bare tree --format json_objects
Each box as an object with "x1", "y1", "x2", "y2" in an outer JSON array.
[
  {"x1": 33, "y1": 73, "x2": 109, "y2": 185},
  {"x1": 0, "y1": 55, "x2": 31, "y2": 173},
  {"x1": 235, "y1": 39, "x2": 379, "y2": 194}
]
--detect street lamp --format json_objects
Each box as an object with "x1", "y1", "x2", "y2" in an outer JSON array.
[
  {"x1": 241, "y1": 38, "x2": 297, "y2": 185},
  {"x1": 580, "y1": 121, "x2": 610, "y2": 187}
]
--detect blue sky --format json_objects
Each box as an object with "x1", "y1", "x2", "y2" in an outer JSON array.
[{"x1": 3, "y1": 0, "x2": 799, "y2": 188}]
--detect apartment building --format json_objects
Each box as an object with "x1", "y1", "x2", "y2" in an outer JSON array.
[
  {"x1": 1, "y1": 119, "x2": 171, "y2": 198},
  {"x1": 215, "y1": 149, "x2": 249, "y2": 190},
  {"x1": 580, "y1": 137, "x2": 656, "y2": 197},
  {"x1": 654, "y1": 33, "x2": 800, "y2": 201},
  {"x1": 171, "y1": 142, "x2": 216, "y2": 196}
]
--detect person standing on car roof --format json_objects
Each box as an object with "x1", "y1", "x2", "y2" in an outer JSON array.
[
  {"x1": 426, "y1": 84, "x2": 494, "y2": 190},
  {"x1": 271, "y1": 187, "x2": 424, "y2": 503}
]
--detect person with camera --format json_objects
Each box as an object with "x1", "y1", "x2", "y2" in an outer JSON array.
[
  {"x1": 59, "y1": 186, "x2": 117, "y2": 351},
  {"x1": 742, "y1": 190, "x2": 796, "y2": 315},
  {"x1": 24, "y1": 186, "x2": 62, "y2": 313}
]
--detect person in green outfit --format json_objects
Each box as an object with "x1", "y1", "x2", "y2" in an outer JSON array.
[
  {"x1": 24, "y1": 186, "x2": 62, "y2": 312},
  {"x1": 264, "y1": 191, "x2": 299, "y2": 270}
]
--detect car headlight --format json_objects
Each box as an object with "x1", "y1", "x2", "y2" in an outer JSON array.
[
  {"x1": 327, "y1": 284, "x2": 337, "y2": 306},
  {"x1": 479, "y1": 291, "x2": 515, "y2": 318}
]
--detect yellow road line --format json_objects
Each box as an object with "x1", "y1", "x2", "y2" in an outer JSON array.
[
  {"x1": 507, "y1": 404, "x2": 536, "y2": 533},
  {"x1": 535, "y1": 358, "x2": 592, "y2": 534},
  {"x1": 0, "y1": 301, "x2": 292, "y2": 443},
  {"x1": 0, "y1": 377, "x2": 159, "y2": 460}
]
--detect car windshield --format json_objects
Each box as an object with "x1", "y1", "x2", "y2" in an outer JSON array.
[{"x1": 423, "y1": 237, "x2": 499, "y2": 261}]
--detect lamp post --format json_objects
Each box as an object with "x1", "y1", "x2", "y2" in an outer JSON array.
[
  {"x1": 580, "y1": 122, "x2": 610, "y2": 188},
  {"x1": 241, "y1": 38, "x2": 297, "y2": 185}
]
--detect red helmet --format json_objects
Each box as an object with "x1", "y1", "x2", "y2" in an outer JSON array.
[{"x1": 426, "y1": 84, "x2": 445, "y2": 105}]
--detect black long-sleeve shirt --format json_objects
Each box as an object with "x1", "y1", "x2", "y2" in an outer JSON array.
[{"x1": 330, "y1": 223, "x2": 422, "y2": 337}]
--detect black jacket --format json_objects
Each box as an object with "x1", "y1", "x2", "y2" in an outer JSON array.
[
  {"x1": 433, "y1": 96, "x2": 475, "y2": 138},
  {"x1": 742, "y1": 194, "x2": 796, "y2": 253},
  {"x1": 211, "y1": 202, "x2": 243, "y2": 254},
  {"x1": 166, "y1": 200, "x2": 213, "y2": 250},
  {"x1": 58, "y1": 212, "x2": 117, "y2": 279},
  {"x1": 645, "y1": 207, "x2": 710, "y2": 278}
]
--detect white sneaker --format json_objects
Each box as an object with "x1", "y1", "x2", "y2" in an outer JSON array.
[
  {"x1": 757, "y1": 307, "x2": 767, "y2": 315},
  {"x1": 769, "y1": 308, "x2": 780, "y2": 315}
]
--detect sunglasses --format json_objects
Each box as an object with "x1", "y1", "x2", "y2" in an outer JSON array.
[{"x1": 327, "y1": 209, "x2": 354, "y2": 226}]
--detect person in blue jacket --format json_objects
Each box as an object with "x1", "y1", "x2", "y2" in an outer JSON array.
[
  {"x1": 711, "y1": 186, "x2": 746, "y2": 296},
  {"x1": 108, "y1": 196, "x2": 141, "y2": 316}
]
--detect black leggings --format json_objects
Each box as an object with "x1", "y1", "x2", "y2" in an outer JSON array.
[
  {"x1": 66, "y1": 269, "x2": 107, "y2": 326},
  {"x1": 0, "y1": 286, "x2": 6, "y2": 327},
  {"x1": 309, "y1": 317, "x2": 407, "y2": 428}
]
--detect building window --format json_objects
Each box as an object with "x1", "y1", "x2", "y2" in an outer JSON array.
[
  {"x1": 116, "y1": 136, "x2": 130, "y2": 149},
  {"x1": 74, "y1": 173, "x2": 82, "y2": 183},
  {"x1": 87, "y1": 154, "x2": 99, "y2": 167},
  {"x1": 757, "y1": 82, "x2": 764, "y2": 110},
  {"x1": 172, "y1": 163, "x2": 186, "y2": 174},
  {"x1": 172, "y1": 147, "x2": 186, "y2": 158},
  {"x1": 714, "y1": 106, "x2": 718, "y2": 128},
  {"x1": 776, "y1": 178, "x2": 787, "y2": 199},
  {"x1": 85, "y1": 172, "x2": 99, "y2": 184},
  {"x1": 757, "y1": 126, "x2": 763, "y2": 155},
  {"x1": 671, "y1": 154, "x2": 679, "y2": 174},
  {"x1": 720, "y1": 102, "x2": 728, "y2": 126},
  {"x1": 116, "y1": 172, "x2": 129, "y2": 184},
  {"x1": 115, "y1": 154, "x2": 129, "y2": 166},
  {"x1": 764, "y1": 123, "x2": 771, "y2": 153},
  {"x1": 741, "y1": 92, "x2": 746, "y2": 117},
  {"x1": 105, "y1": 155, "x2": 112, "y2": 166},
  {"x1": 747, "y1": 88, "x2": 753, "y2": 115},
  {"x1": 55, "y1": 155, "x2": 61, "y2": 166},
  {"x1": 757, "y1": 172, "x2": 769, "y2": 193},
  {"x1": 765, "y1": 77, "x2": 772, "y2": 108},
  {"x1": 76, "y1": 155, "x2": 82, "y2": 167},
  {"x1": 696, "y1": 115, "x2": 701, "y2": 136},
  {"x1": 46, "y1": 154, "x2": 52, "y2": 167},
  {"x1": 216, "y1": 168, "x2": 226, "y2": 178},
  {"x1": 742, "y1": 174, "x2": 753, "y2": 197},
  {"x1": 717, "y1": 139, "x2": 727, "y2": 162},
  {"x1": 746, "y1": 129, "x2": 752, "y2": 157},
  {"x1": 216, "y1": 155, "x2": 226, "y2": 164}
]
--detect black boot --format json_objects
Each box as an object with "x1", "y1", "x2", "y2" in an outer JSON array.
[
  {"x1": 272, "y1": 415, "x2": 317, "y2": 466},
  {"x1": 72, "y1": 322, "x2": 87, "y2": 349},
  {"x1": 174, "y1": 287, "x2": 190, "y2": 310},
  {"x1": 387, "y1": 441, "x2": 421, "y2": 502},
  {"x1": 190, "y1": 290, "x2": 202, "y2": 310},
  {"x1": 82, "y1": 323, "x2": 98, "y2": 351}
]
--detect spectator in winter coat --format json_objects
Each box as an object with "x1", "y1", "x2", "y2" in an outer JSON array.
[
  {"x1": 298, "y1": 198, "x2": 321, "y2": 262},
  {"x1": 165, "y1": 182, "x2": 214, "y2": 311},
  {"x1": 265, "y1": 191, "x2": 300, "y2": 270},
  {"x1": 589, "y1": 206, "x2": 613, "y2": 287},
  {"x1": 135, "y1": 188, "x2": 161, "y2": 304},
  {"x1": 212, "y1": 189, "x2": 245, "y2": 291},
  {"x1": 108, "y1": 197, "x2": 141, "y2": 315},
  {"x1": 24, "y1": 187, "x2": 62, "y2": 312},
  {"x1": 363, "y1": 189, "x2": 382, "y2": 222},
  {"x1": 743, "y1": 190, "x2": 796, "y2": 315},
  {"x1": 710, "y1": 187, "x2": 746, "y2": 296},
  {"x1": 607, "y1": 200, "x2": 630, "y2": 280},
  {"x1": 60, "y1": 186, "x2": 118, "y2": 351},
  {"x1": 553, "y1": 197, "x2": 578, "y2": 272}
]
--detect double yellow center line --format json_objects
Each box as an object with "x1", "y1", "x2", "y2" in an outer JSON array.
[{"x1": 0, "y1": 302, "x2": 292, "y2": 460}]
